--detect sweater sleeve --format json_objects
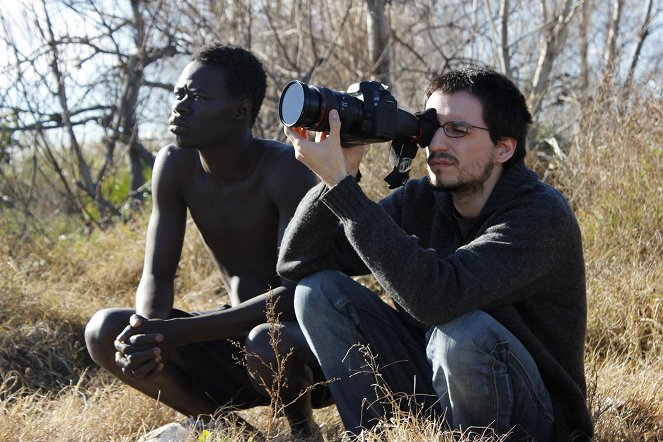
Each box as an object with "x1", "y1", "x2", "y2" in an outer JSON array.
[
  {"x1": 277, "y1": 179, "x2": 369, "y2": 281},
  {"x1": 321, "y1": 174, "x2": 583, "y2": 326}
]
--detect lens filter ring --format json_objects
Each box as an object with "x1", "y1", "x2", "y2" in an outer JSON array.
[{"x1": 279, "y1": 81, "x2": 306, "y2": 127}]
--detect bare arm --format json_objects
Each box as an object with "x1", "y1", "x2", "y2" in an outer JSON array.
[
  {"x1": 123, "y1": 144, "x2": 318, "y2": 346},
  {"x1": 114, "y1": 145, "x2": 188, "y2": 378},
  {"x1": 277, "y1": 110, "x2": 370, "y2": 280},
  {"x1": 135, "y1": 145, "x2": 187, "y2": 319}
]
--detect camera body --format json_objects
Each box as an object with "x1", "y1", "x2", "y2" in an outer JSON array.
[{"x1": 279, "y1": 80, "x2": 419, "y2": 147}]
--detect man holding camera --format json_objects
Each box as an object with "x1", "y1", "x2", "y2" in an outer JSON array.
[
  {"x1": 84, "y1": 43, "x2": 329, "y2": 439},
  {"x1": 279, "y1": 68, "x2": 592, "y2": 440}
]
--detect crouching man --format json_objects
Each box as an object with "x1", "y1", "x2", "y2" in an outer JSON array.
[
  {"x1": 85, "y1": 43, "x2": 330, "y2": 439},
  {"x1": 278, "y1": 67, "x2": 593, "y2": 441}
]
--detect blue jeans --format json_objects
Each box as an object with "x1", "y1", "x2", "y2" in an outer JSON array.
[{"x1": 294, "y1": 270, "x2": 554, "y2": 440}]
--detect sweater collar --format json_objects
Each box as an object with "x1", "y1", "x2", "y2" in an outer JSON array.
[
  {"x1": 482, "y1": 161, "x2": 539, "y2": 215},
  {"x1": 433, "y1": 161, "x2": 539, "y2": 218}
]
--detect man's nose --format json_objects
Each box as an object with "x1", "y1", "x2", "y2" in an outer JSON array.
[
  {"x1": 172, "y1": 98, "x2": 189, "y2": 115},
  {"x1": 427, "y1": 127, "x2": 450, "y2": 152}
]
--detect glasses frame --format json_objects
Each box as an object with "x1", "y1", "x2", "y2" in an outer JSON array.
[{"x1": 440, "y1": 121, "x2": 490, "y2": 138}]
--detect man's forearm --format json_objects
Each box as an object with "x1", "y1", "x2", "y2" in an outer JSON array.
[
  {"x1": 166, "y1": 285, "x2": 295, "y2": 346},
  {"x1": 135, "y1": 277, "x2": 175, "y2": 319},
  {"x1": 278, "y1": 181, "x2": 360, "y2": 280}
]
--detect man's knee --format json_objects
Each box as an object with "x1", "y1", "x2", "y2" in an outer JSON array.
[
  {"x1": 244, "y1": 322, "x2": 314, "y2": 391},
  {"x1": 245, "y1": 323, "x2": 275, "y2": 363},
  {"x1": 245, "y1": 322, "x2": 308, "y2": 364},
  {"x1": 293, "y1": 270, "x2": 347, "y2": 325},
  {"x1": 427, "y1": 310, "x2": 503, "y2": 372},
  {"x1": 84, "y1": 308, "x2": 130, "y2": 367}
]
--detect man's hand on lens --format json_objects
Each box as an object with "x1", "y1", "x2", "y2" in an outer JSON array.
[{"x1": 284, "y1": 109, "x2": 366, "y2": 187}]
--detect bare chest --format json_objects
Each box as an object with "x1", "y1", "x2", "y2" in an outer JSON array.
[{"x1": 185, "y1": 180, "x2": 279, "y2": 256}]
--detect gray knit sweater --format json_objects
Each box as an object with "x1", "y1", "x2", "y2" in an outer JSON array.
[{"x1": 277, "y1": 162, "x2": 593, "y2": 441}]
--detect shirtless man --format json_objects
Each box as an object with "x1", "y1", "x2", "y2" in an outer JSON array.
[{"x1": 84, "y1": 43, "x2": 326, "y2": 438}]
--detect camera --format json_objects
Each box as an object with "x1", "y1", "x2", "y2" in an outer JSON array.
[
  {"x1": 278, "y1": 80, "x2": 440, "y2": 187},
  {"x1": 279, "y1": 80, "x2": 429, "y2": 147}
]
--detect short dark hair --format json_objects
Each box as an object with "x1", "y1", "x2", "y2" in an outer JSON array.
[
  {"x1": 192, "y1": 43, "x2": 267, "y2": 125},
  {"x1": 424, "y1": 67, "x2": 532, "y2": 167}
]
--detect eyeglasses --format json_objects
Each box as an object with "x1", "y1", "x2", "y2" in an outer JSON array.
[{"x1": 439, "y1": 121, "x2": 490, "y2": 138}]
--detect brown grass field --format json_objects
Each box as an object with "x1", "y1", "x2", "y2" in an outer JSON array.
[{"x1": 0, "y1": 85, "x2": 661, "y2": 441}]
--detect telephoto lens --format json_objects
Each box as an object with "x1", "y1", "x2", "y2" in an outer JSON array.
[
  {"x1": 279, "y1": 80, "x2": 421, "y2": 146},
  {"x1": 279, "y1": 80, "x2": 364, "y2": 133},
  {"x1": 279, "y1": 80, "x2": 442, "y2": 187}
]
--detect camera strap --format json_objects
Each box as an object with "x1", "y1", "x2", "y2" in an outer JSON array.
[
  {"x1": 385, "y1": 108, "x2": 440, "y2": 189},
  {"x1": 385, "y1": 137, "x2": 419, "y2": 189}
]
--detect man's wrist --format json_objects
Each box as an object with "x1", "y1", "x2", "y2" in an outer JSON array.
[
  {"x1": 323, "y1": 170, "x2": 361, "y2": 188},
  {"x1": 322, "y1": 172, "x2": 348, "y2": 188},
  {"x1": 354, "y1": 169, "x2": 362, "y2": 182},
  {"x1": 165, "y1": 317, "x2": 187, "y2": 347}
]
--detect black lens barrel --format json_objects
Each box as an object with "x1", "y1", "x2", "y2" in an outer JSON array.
[{"x1": 278, "y1": 80, "x2": 422, "y2": 146}]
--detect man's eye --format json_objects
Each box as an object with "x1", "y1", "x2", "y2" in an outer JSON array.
[{"x1": 446, "y1": 122, "x2": 468, "y2": 135}]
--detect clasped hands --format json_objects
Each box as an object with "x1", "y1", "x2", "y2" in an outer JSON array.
[
  {"x1": 114, "y1": 314, "x2": 172, "y2": 380},
  {"x1": 284, "y1": 109, "x2": 366, "y2": 187}
]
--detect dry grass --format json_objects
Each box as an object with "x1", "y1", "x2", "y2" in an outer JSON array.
[
  {"x1": 1, "y1": 82, "x2": 662, "y2": 441},
  {"x1": 0, "y1": 373, "x2": 179, "y2": 441}
]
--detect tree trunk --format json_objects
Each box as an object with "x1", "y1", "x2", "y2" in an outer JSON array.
[
  {"x1": 500, "y1": 0, "x2": 511, "y2": 78},
  {"x1": 528, "y1": 0, "x2": 576, "y2": 116},
  {"x1": 625, "y1": 0, "x2": 654, "y2": 91},
  {"x1": 603, "y1": 0, "x2": 624, "y2": 80},
  {"x1": 124, "y1": 0, "x2": 148, "y2": 201},
  {"x1": 366, "y1": 0, "x2": 390, "y2": 85},
  {"x1": 579, "y1": 0, "x2": 591, "y2": 102}
]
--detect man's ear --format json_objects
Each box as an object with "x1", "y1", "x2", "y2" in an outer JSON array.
[
  {"x1": 494, "y1": 136, "x2": 517, "y2": 164},
  {"x1": 234, "y1": 98, "x2": 252, "y2": 120}
]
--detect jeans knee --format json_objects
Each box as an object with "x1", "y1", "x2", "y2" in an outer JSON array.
[
  {"x1": 294, "y1": 270, "x2": 346, "y2": 326},
  {"x1": 427, "y1": 310, "x2": 502, "y2": 372}
]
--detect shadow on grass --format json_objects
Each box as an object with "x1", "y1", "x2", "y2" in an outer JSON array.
[{"x1": 0, "y1": 300, "x2": 95, "y2": 396}]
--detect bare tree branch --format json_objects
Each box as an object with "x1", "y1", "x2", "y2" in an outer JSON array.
[
  {"x1": 625, "y1": 0, "x2": 655, "y2": 90},
  {"x1": 528, "y1": 0, "x2": 579, "y2": 116},
  {"x1": 603, "y1": 0, "x2": 624, "y2": 80}
]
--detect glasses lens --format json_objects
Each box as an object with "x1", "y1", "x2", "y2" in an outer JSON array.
[{"x1": 444, "y1": 121, "x2": 469, "y2": 138}]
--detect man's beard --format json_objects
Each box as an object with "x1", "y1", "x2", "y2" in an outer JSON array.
[{"x1": 429, "y1": 152, "x2": 496, "y2": 200}]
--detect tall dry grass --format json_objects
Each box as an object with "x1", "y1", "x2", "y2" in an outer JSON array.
[
  {"x1": 542, "y1": 83, "x2": 663, "y2": 440},
  {"x1": 0, "y1": 81, "x2": 661, "y2": 440}
]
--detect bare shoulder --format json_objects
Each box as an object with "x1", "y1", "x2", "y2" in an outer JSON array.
[
  {"x1": 154, "y1": 144, "x2": 197, "y2": 172},
  {"x1": 256, "y1": 139, "x2": 317, "y2": 187},
  {"x1": 254, "y1": 138, "x2": 318, "y2": 208},
  {"x1": 152, "y1": 144, "x2": 198, "y2": 183},
  {"x1": 257, "y1": 139, "x2": 298, "y2": 166}
]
